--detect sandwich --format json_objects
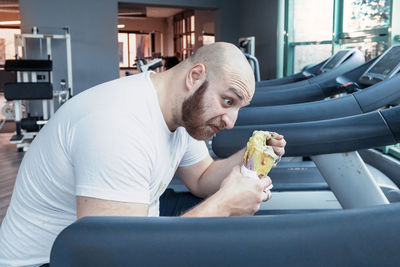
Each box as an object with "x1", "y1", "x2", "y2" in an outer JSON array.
[{"x1": 242, "y1": 130, "x2": 279, "y2": 179}]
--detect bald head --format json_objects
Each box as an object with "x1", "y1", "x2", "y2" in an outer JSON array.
[{"x1": 183, "y1": 42, "x2": 255, "y2": 101}]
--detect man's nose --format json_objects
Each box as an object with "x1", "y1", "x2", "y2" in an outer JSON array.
[{"x1": 221, "y1": 110, "x2": 238, "y2": 130}]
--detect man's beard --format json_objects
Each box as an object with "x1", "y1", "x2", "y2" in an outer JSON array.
[{"x1": 181, "y1": 80, "x2": 224, "y2": 140}]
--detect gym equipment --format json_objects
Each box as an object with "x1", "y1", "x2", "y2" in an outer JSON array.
[
  {"x1": 212, "y1": 106, "x2": 400, "y2": 158},
  {"x1": 243, "y1": 53, "x2": 260, "y2": 82},
  {"x1": 236, "y1": 45, "x2": 400, "y2": 125},
  {"x1": 212, "y1": 106, "x2": 400, "y2": 207},
  {"x1": 256, "y1": 49, "x2": 364, "y2": 90},
  {"x1": 256, "y1": 59, "x2": 327, "y2": 87},
  {"x1": 3, "y1": 26, "x2": 73, "y2": 151},
  {"x1": 238, "y1": 36, "x2": 255, "y2": 57},
  {"x1": 49, "y1": 105, "x2": 400, "y2": 266},
  {"x1": 248, "y1": 50, "x2": 366, "y2": 106},
  {"x1": 50, "y1": 204, "x2": 400, "y2": 267},
  {"x1": 239, "y1": 37, "x2": 260, "y2": 81},
  {"x1": 136, "y1": 58, "x2": 163, "y2": 72}
]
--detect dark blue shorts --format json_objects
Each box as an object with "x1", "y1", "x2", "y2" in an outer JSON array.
[{"x1": 159, "y1": 189, "x2": 203, "y2": 216}]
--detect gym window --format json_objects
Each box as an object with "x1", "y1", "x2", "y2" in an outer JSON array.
[{"x1": 174, "y1": 11, "x2": 195, "y2": 60}]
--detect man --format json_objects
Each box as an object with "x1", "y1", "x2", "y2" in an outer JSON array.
[{"x1": 0, "y1": 42, "x2": 286, "y2": 266}]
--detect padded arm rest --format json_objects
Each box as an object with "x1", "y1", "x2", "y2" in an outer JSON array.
[
  {"x1": 4, "y1": 82, "x2": 53, "y2": 100},
  {"x1": 212, "y1": 107, "x2": 400, "y2": 158},
  {"x1": 5, "y1": 59, "x2": 52, "y2": 72},
  {"x1": 249, "y1": 83, "x2": 329, "y2": 107},
  {"x1": 50, "y1": 203, "x2": 400, "y2": 267}
]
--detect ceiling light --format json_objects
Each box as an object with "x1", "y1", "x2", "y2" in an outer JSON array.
[
  {"x1": 117, "y1": 24, "x2": 125, "y2": 29},
  {"x1": 0, "y1": 20, "x2": 21, "y2": 25}
]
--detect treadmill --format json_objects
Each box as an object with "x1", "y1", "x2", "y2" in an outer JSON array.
[
  {"x1": 255, "y1": 58, "x2": 327, "y2": 87},
  {"x1": 237, "y1": 45, "x2": 400, "y2": 125},
  {"x1": 50, "y1": 106, "x2": 400, "y2": 267},
  {"x1": 168, "y1": 46, "x2": 400, "y2": 205},
  {"x1": 212, "y1": 106, "x2": 400, "y2": 208},
  {"x1": 248, "y1": 45, "x2": 400, "y2": 106},
  {"x1": 256, "y1": 49, "x2": 365, "y2": 90},
  {"x1": 249, "y1": 56, "x2": 376, "y2": 106}
]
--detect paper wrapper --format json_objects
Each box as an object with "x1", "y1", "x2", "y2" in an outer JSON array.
[
  {"x1": 243, "y1": 150, "x2": 276, "y2": 178},
  {"x1": 241, "y1": 165, "x2": 273, "y2": 190},
  {"x1": 243, "y1": 131, "x2": 277, "y2": 175},
  {"x1": 240, "y1": 130, "x2": 278, "y2": 191}
]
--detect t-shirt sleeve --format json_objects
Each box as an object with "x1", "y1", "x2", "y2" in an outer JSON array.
[
  {"x1": 178, "y1": 135, "x2": 209, "y2": 167},
  {"x1": 71, "y1": 114, "x2": 153, "y2": 204}
]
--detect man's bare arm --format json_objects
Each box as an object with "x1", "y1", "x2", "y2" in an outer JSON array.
[
  {"x1": 181, "y1": 166, "x2": 272, "y2": 217},
  {"x1": 177, "y1": 132, "x2": 286, "y2": 198},
  {"x1": 176, "y1": 148, "x2": 245, "y2": 198},
  {"x1": 76, "y1": 196, "x2": 149, "y2": 219}
]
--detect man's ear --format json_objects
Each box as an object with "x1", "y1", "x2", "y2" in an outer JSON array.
[{"x1": 185, "y1": 64, "x2": 206, "y2": 92}]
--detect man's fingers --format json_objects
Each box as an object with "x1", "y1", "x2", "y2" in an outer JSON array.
[
  {"x1": 262, "y1": 190, "x2": 272, "y2": 202},
  {"x1": 268, "y1": 136, "x2": 286, "y2": 148},
  {"x1": 269, "y1": 131, "x2": 283, "y2": 140},
  {"x1": 260, "y1": 176, "x2": 273, "y2": 190}
]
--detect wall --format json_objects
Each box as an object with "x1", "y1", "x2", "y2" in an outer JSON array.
[
  {"x1": 119, "y1": 17, "x2": 168, "y2": 56},
  {"x1": 0, "y1": 11, "x2": 19, "y2": 21},
  {"x1": 18, "y1": 0, "x2": 278, "y2": 99},
  {"x1": 122, "y1": 0, "x2": 241, "y2": 44},
  {"x1": 237, "y1": 0, "x2": 279, "y2": 80},
  {"x1": 19, "y1": 0, "x2": 119, "y2": 97},
  {"x1": 165, "y1": 16, "x2": 174, "y2": 56},
  {"x1": 194, "y1": 9, "x2": 216, "y2": 51}
]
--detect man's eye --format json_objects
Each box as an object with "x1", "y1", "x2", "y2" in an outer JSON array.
[{"x1": 224, "y1": 98, "x2": 233, "y2": 105}]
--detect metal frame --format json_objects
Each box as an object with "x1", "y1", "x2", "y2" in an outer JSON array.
[
  {"x1": 283, "y1": 0, "x2": 394, "y2": 76},
  {"x1": 15, "y1": 27, "x2": 73, "y2": 96},
  {"x1": 359, "y1": 44, "x2": 400, "y2": 84},
  {"x1": 312, "y1": 152, "x2": 389, "y2": 208},
  {"x1": 319, "y1": 48, "x2": 355, "y2": 72},
  {"x1": 11, "y1": 27, "x2": 73, "y2": 151}
]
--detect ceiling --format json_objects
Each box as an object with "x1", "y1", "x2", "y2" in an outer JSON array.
[
  {"x1": 146, "y1": 7, "x2": 183, "y2": 18},
  {"x1": 0, "y1": 0, "x2": 19, "y2": 13},
  {"x1": 0, "y1": 1, "x2": 184, "y2": 20},
  {"x1": 118, "y1": 3, "x2": 183, "y2": 19}
]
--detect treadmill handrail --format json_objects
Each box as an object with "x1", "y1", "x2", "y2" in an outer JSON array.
[
  {"x1": 249, "y1": 83, "x2": 334, "y2": 106},
  {"x1": 256, "y1": 59, "x2": 327, "y2": 87},
  {"x1": 237, "y1": 73, "x2": 400, "y2": 125},
  {"x1": 213, "y1": 106, "x2": 400, "y2": 158},
  {"x1": 51, "y1": 204, "x2": 400, "y2": 267},
  {"x1": 256, "y1": 49, "x2": 365, "y2": 91}
]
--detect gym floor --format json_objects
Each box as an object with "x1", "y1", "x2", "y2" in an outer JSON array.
[{"x1": 0, "y1": 133, "x2": 23, "y2": 224}]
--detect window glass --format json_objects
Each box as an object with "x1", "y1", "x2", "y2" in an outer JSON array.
[
  {"x1": 294, "y1": 44, "x2": 332, "y2": 73},
  {"x1": 118, "y1": 33, "x2": 128, "y2": 68},
  {"x1": 128, "y1": 33, "x2": 136, "y2": 68},
  {"x1": 343, "y1": 0, "x2": 391, "y2": 32},
  {"x1": 202, "y1": 35, "x2": 215, "y2": 46},
  {"x1": 0, "y1": 28, "x2": 21, "y2": 65},
  {"x1": 344, "y1": 40, "x2": 387, "y2": 61},
  {"x1": 291, "y1": 0, "x2": 334, "y2": 42},
  {"x1": 190, "y1": 16, "x2": 195, "y2": 32}
]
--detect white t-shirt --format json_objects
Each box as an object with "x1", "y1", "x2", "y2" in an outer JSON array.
[{"x1": 0, "y1": 72, "x2": 208, "y2": 267}]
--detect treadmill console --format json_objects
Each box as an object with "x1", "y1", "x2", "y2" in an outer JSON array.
[
  {"x1": 359, "y1": 45, "x2": 400, "y2": 85},
  {"x1": 319, "y1": 49, "x2": 353, "y2": 73}
]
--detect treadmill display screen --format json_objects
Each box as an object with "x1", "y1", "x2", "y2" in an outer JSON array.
[
  {"x1": 322, "y1": 50, "x2": 349, "y2": 70},
  {"x1": 367, "y1": 46, "x2": 400, "y2": 77}
]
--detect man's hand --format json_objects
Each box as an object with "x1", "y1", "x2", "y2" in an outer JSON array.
[
  {"x1": 182, "y1": 165, "x2": 272, "y2": 217},
  {"x1": 266, "y1": 131, "x2": 286, "y2": 165},
  {"x1": 217, "y1": 166, "x2": 272, "y2": 216}
]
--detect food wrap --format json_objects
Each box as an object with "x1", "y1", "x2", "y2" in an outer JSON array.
[{"x1": 241, "y1": 131, "x2": 279, "y2": 189}]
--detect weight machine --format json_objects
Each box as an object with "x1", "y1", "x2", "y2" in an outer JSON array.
[{"x1": 4, "y1": 26, "x2": 73, "y2": 151}]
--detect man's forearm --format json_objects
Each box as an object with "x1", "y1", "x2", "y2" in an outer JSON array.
[
  {"x1": 195, "y1": 147, "x2": 246, "y2": 198},
  {"x1": 181, "y1": 189, "x2": 230, "y2": 217}
]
